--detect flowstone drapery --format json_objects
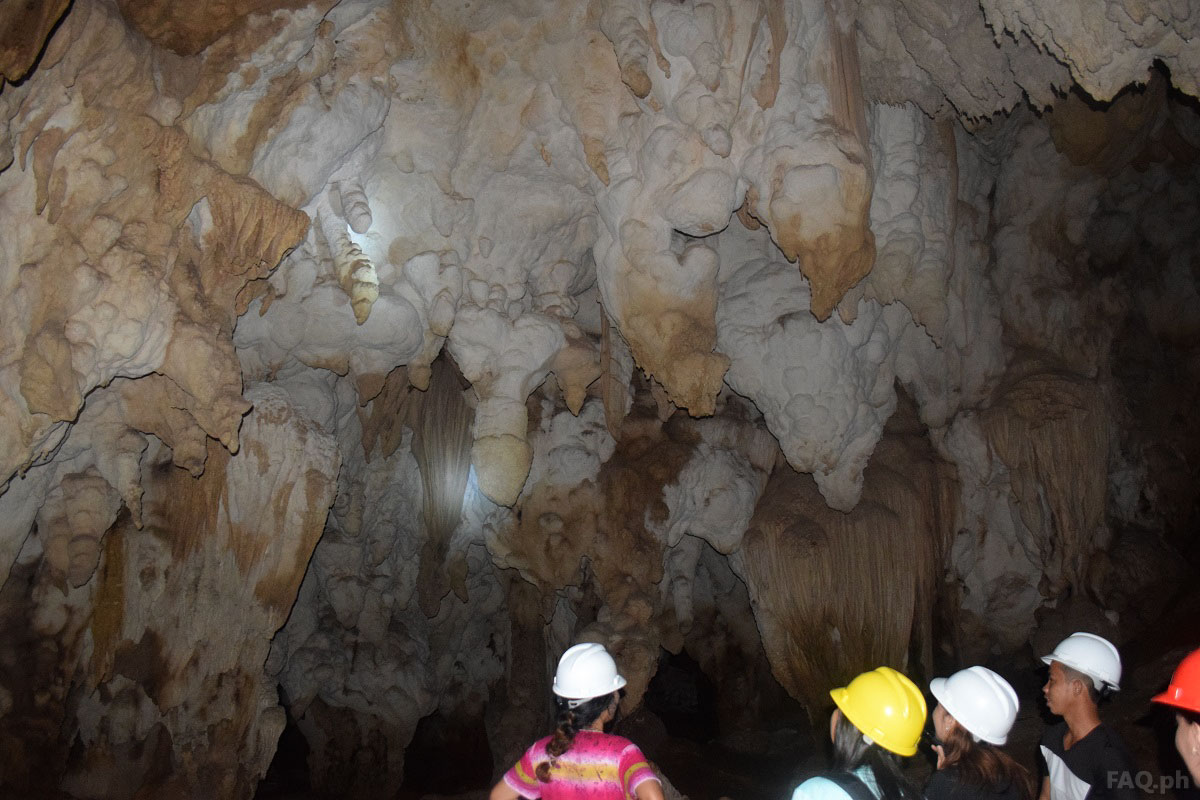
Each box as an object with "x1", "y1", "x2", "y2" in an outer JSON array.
[{"x1": 2, "y1": 1, "x2": 1199, "y2": 797}]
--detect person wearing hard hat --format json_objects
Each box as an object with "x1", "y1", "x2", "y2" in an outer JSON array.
[
  {"x1": 1037, "y1": 632, "x2": 1137, "y2": 800},
  {"x1": 490, "y1": 642, "x2": 665, "y2": 800},
  {"x1": 925, "y1": 666, "x2": 1035, "y2": 800},
  {"x1": 790, "y1": 666, "x2": 926, "y2": 800},
  {"x1": 1150, "y1": 648, "x2": 1200, "y2": 782}
]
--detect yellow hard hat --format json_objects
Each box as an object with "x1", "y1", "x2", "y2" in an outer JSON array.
[{"x1": 830, "y1": 666, "x2": 928, "y2": 756}]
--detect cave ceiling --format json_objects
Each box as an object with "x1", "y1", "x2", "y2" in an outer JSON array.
[{"x1": 0, "y1": 0, "x2": 1198, "y2": 798}]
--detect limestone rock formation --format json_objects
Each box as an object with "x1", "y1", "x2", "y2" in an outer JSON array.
[
  {"x1": 0, "y1": 0, "x2": 72, "y2": 84},
  {"x1": 1, "y1": 0, "x2": 1198, "y2": 797},
  {"x1": 0, "y1": 386, "x2": 338, "y2": 798},
  {"x1": 733, "y1": 397, "x2": 955, "y2": 713}
]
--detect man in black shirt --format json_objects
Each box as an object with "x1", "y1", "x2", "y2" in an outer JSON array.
[{"x1": 1037, "y1": 633, "x2": 1137, "y2": 800}]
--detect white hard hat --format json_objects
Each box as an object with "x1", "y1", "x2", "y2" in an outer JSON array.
[
  {"x1": 552, "y1": 643, "x2": 626, "y2": 705},
  {"x1": 930, "y1": 666, "x2": 1019, "y2": 745},
  {"x1": 1041, "y1": 632, "x2": 1122, "y2": 692}
]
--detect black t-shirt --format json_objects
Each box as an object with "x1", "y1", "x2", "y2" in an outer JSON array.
[
  {"x1": 1038, "y1": 721, "x2": 1138, "y2": 800},
  {"x1": 926, "y1": 766, "x2": 1022, "y2": 800}
]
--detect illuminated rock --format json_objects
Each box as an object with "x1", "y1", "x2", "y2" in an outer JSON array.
[{"x1": 0, "y1": 1, "x2": 1197, "y2": 796}]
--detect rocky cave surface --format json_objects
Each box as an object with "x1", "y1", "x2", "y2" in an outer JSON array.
[{"x1": 1, "y1": 0, "x2": 1198, "y2": 798}]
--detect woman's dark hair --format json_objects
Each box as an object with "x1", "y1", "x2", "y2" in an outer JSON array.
[
  {"x1": 535, "y1": 693, "x2": 616, "y2": 782},
  {"x1": 939, "y1": 719, "x2": 1036, "y2": 800},
  {"x1": 831, "y1": 710, "x2": 923, "y2": 800}
]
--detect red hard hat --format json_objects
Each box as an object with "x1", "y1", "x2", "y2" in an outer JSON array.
[{"x1": 1152, "y1": 649, "x2": 1200, "y2": 714}]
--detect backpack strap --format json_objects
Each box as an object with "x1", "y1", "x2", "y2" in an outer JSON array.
[{"x1": 819, "y1": 771, "x2": 879, "y2": 800}]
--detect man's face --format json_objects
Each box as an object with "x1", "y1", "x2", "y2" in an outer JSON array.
[{"x1": 1043, "y1": 661, "x2": 1073, "y2": 715}]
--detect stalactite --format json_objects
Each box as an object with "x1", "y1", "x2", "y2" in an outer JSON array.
[
  {"x1": 359, "y1": 367, "x2": 414, "y2": 459},
  {"x1": 599, "y1": 0, "x2": 653, "y2": 98},
  {"x1": 981, "y1": 363, "x2": 1112, "y2": 597},
  {"x1": 334, "y1": 180, "x2": 373, "y2": 235},
  {"x1": 0, "y1": 0, "x2": 70, "y2": 83},
  {"x1": 332, "y1": 228, "x2": 380, "y2": 325},
  {"x1": 599, "y1": 313, "x2": 634, "y2": 438},
  {"x1": 2, "y1": 1, "x2": 1199, "y2": 796},
  {"x1": 733, "y1": 398, "x2": 954, "y2": 716},
  {"x1": 403, "y1": 358, "x2": 475, "y2": 615},
  {"x1": 37, "y1": 470, "x2": 121, "y2": 588}
]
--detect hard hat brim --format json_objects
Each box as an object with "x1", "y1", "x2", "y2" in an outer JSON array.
[
  {"x1": 1152, "y1": 687, "x2": 1200, "y2": 713},
  {"x1": 552, "y1": 674, "x2": 626, "y2": 700}
]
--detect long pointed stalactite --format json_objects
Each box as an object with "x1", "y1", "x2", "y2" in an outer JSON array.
[{"x1": 1, "y1": 1, "x2": 1198, "y2": 798}]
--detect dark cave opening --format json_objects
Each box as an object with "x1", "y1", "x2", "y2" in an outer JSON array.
[
  {"x1": 644, "y1": 650, "x2": 720, "y2": 743},
  {"x1": 623, "y1": 649, "x2": 819, "y2": 800},
  {"x1": 398, "y1": 708, "x2": 495, "y2": 799},
  {"x1": 256, "y1": 703, "x2": 311, "y2": 799}
]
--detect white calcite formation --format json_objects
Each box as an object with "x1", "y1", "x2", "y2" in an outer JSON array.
[
  {"x1": 0, "y1": 385, "x2": 338, "y2": 797},
  {"x1": 272, "y1": 400, "x2": 509, "y2": 796},
  {"x1": 716, "y1": 222, "x2": 915, "y2": 511},
  {"x1": 981, "y1": 0, "x2": 1200, "y2": 101},
  {"x1": 1, "y1": 0, "x2": 1199, "y2": 797}
]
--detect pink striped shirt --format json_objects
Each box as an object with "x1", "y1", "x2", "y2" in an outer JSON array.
[{"x1": 503, "y1": 731, "x2": 660, "y2": 800}]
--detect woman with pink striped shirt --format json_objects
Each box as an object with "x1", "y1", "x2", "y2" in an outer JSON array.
[{"x1": 491, "y1": 643, "x2": 666, "y2": 800}]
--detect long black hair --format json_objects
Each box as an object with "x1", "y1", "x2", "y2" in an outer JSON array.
[
  {"x1": 535, "y1": 692, "x2": 617, "y2": 782},
  {"x1": 938, "y1": 719, "x2": 1035, "y2": 800},
  {"x1": 831, "y1": 711, "x2": 924, "y2": 800}
]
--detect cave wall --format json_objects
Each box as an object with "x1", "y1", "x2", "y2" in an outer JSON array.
[
  {"x1": 0, "y1": 386, "x2": 337, "y2": 797},
  {"x1": 1, "y1": 0, "x2": 1198, "y2": 797}
]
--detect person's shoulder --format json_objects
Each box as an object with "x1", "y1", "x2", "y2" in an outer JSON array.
[
  {"x1": 525, "y1": 735, "x2": 554, "y2": 756},
  {"x1": 582, "y1": 730, "x2": 634, "y2": 747},
  {"x1": 927, "y1": 768, "x2": 959, "y2": 789},
  {"x1": 925, "y1": 769, "x2": 954, "y2": 800},
  {"x1": 606, "y1": 732, "x2": 642, "y2": 751},
  {"x1": 1092, "y1": 724, "x2": 1129, "y2": 747},
  {"x1": 1070, "y1": 724, "x2": 1131, "y2": 757},
  {"x1": 1091, "y1": 724, "x2": 1136, "y2": 764},
  {"x1": 928, "y1": 770, "x2": 1013, "y2": 800},
  {"x1": 927, "y1": 769, "x2": 973, "y2": 800},
  {"x1": 792, "y1": 775, "x2": 855, "y2": 800},
  {"x1": 1040, "y1": 720, "x2": 1069, "y2": 748},
  {"x1": 929, "y1": 766, "x2": 960, "y2": 781},
  {"x1": 579, "y1": 730, "x2": 642, "y2": 756}
]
